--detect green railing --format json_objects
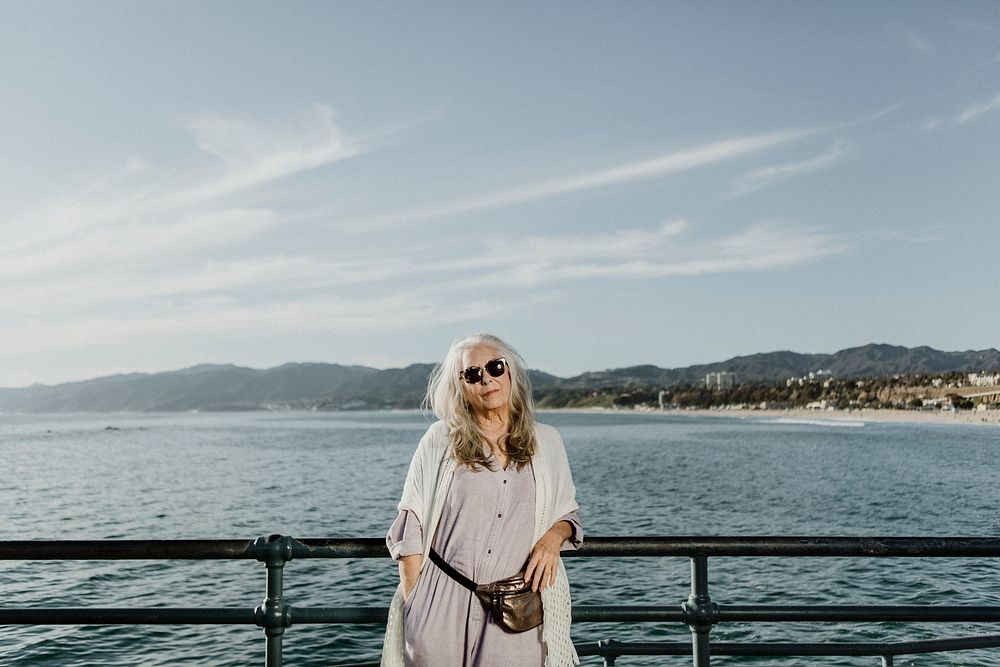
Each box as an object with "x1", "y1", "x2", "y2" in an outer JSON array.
[{"x1": 3, "y1": 536, "x2": 1000, "y2": 666}]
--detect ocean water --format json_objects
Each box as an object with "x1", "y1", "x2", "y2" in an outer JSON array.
[{"x1": 1, "y1": 410, "x2": 998, "y2": 666}]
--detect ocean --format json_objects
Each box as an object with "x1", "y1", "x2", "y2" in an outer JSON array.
[{"x1": 1, "y1": 411, "x2": 998, "y2": 666}]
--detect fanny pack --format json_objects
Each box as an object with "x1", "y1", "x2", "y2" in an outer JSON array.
[{"x1": 428, "y1": 547, "x2": 543, "y2": 633}]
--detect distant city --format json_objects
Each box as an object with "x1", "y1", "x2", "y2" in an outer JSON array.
[{"x1": 628, "y1": 370, "x2": 1000, "y2": 413}]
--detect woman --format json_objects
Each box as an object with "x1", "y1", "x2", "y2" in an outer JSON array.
[{"x1": 382, "y1": 333, "x2": 582, "y2": 667}]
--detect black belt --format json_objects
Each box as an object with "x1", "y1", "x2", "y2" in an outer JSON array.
[{"x1": 428, "y1": 547, "x2": 478, "y2": 591}]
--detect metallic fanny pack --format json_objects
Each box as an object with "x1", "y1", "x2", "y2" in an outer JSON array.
[{"x1": 428, "y1": 547, "x2": 543, "y2": 633}]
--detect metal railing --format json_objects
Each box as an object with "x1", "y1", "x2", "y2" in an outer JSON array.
[{"x1": 2, "y1": 536, "x2": 1000, "y2": 666}]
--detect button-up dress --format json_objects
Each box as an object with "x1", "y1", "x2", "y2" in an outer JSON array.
[{"x1": 387, "y1": 452, "x2": 582, "y2": 667}]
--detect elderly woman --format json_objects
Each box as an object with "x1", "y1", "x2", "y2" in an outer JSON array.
[{"x1": 381, "y1": 333, "x2": 582, "y2": 667}]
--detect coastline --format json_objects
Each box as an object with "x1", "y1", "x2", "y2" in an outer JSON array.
[
  {"x1": 677, "y1": 407, "x2": 1000, "y2": 426},
  {"x1": 545, "y1": 406, "x2": 1000, "y2": 426}
]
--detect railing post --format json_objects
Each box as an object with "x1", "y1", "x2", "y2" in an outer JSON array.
[
  {"x1": 597, "y1": 638, "x2": 620, "y2": 666},
  {"x1": 253, "y1": 535, "x2": 294, "y2": 667},
  {"x1": 881, "y1": 656, "x2": 894, "y2": 666},
  {"x1": 682, "y1": 555, "x2": 718, "y2": 667}
]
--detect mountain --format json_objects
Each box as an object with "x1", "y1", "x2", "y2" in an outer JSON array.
[
  {"x1": 822, "y1": 344, "x2": 1000, "y2": 377},
  {"x1": 704, "y1": 344, "x2": 1000, "y2": 382},
  {"x1": 558, "y1": 344, "x2": 1000, "y2": 388},
  {"x1": 0, "y1": 363, "x2": 379, "y2": 412},
  {"x1": 1, "y1": 344, "x2": 997, "y2": 413},
  {"x1": 0, "y1": 362, "x2": 559, "y2": 413}
]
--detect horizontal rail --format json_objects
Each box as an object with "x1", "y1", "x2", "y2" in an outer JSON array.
[
  {"x1": 717, "y1": 605, "x2": 1000, "y2": 623},
  {"x1": 5, "y1": 535, "x2": 1000, "y2": 560},
  {"x1": 0, "y1": 539, "x2": 256, "y2": 560},
  {"x1": 5, "y1": 604, "x2": 1000, "y2": 626},
  {"x1": 0, "y1": 608, "x2": 257, "y2": 625},
  {"x1": 570, "y1": 536, "x2": 1000, "y2": 558},
  {"x1": 579, "y1": 635, "x2": 1000, "y2": 658},
  {"x1": 0, "y1": 607, "x2": 387, "y2": 625}
]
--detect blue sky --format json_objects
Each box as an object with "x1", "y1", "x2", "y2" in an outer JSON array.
[{"x1": 2, "y1": 2, "x2": 999, "y2": 387}]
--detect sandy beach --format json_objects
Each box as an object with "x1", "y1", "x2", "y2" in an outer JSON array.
[
  {"x1": 679, "y1": 407, "x2": 1000, "y2": 426},
  {"x1": 547, "y1": 406, "x2": 1000, "y2": 426}
]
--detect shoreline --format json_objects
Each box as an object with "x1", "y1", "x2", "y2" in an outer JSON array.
[
  {"x1": 545, "y1": 406, "x2": 1000, "y2": 426},
  {"x1": 692, "y1": 407, "x2": 1000, "y2": 426}
]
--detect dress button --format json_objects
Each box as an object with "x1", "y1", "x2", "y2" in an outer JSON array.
[
  {"x1": 503, "y1": 480, "x2": 507, "y2": 484},
  {"x1": 497, "y1": 513, "x2": 502, "y2": 518},
  {"x1": 487, "y1": 549, "x2": 492, "y2": 554}
]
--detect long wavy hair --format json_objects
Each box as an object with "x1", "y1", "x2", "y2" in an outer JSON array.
[{"x1": 425, "y1": 333, "x2": 537, "y2": 471}]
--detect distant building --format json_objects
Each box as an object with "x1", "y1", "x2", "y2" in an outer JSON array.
[
  {"x1": 705, "y1": 371, "x2": 737, "y2": 390},
  {"x1": 786, "y1": 369, "x2": 835, "y2": 387},
  {"x1": 968, "y1": 372, "x2": 1000, "y2": 387}
]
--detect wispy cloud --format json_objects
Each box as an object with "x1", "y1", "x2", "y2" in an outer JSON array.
[
  {"x1": 3, "y1": 104, "x2": 361, "y2": 258},
  {"x1": 0, "y1": 253, "x2": 419, "y2": 310},
  {"x1": 434, "y1": 220, "x2": 848, "y2": 289},
  {"x1": 1, "y1": 105, "x2": 373, "y2": 314},
  {"x1": 171, "y1": 104, "x2": 358, "y2": 208},
  {"x1": 0, "y1": 291, "x2": 509, "y2": 358},
  {"x1": 335, "y1": 127, "x2": 817, "y2": 228},
  {"x1": 2, "y1": 213, "x2": 847, "y2": 359},
  {"x1": 0, "y1": 208, "x2": 278, "y2": 280},
  {"x1": 956, "y1": 92, "x2": 1000, "y2": 123},
  {"x1": 730, "y1": 144, "x2": 845, "y2": 196}
]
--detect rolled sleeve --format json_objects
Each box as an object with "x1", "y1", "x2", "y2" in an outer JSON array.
[
  {"x1": 386, "y1": 509, "x2": 423, "y2": 560},
  {"x1": 558, "y1": 509, "x2": 583, "y2": 551}
]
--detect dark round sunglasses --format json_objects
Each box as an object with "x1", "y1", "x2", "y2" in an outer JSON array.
[{"x1": 460, "y1": 357, "x2": 507, "y2": 384}]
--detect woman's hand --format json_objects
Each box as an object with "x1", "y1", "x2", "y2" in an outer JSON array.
[
  {"x1": 398, "y1": 554, "x2": 422, "y2": 601},
  {"x1": 524, "y1": 521, "x2": 573, "y2": 592}
]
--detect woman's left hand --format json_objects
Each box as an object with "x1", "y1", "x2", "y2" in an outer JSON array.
[{"x1": 524, "y1": 521, "x2": 573, "y2": 592}]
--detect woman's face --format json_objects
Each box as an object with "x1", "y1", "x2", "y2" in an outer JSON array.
[{"x1": 460, "y1": 343, "x2": 512, "y2": 420}]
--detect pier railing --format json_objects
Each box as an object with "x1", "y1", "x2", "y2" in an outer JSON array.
[{"x1": 3, "y1": 536, "x2": 1000, "y2": 666}]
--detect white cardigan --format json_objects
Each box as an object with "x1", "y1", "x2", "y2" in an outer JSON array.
[{"x1": 381, "y1": 420, "x2": 581, "y2": 666}]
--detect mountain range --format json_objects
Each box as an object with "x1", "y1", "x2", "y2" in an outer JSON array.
[{"x1": 1, "y1": 344, "x2": 998, "y2": 413}]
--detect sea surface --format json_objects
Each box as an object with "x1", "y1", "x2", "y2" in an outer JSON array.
[{"x1": 1, "y1": 410, "x2": 998, "y2": 666}]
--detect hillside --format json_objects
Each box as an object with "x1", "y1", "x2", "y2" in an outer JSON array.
[
  {"x1": 564, "y1": 345, "x2": 1000, "y2": 388},
  {"x1": 1, "y1": 344, "x2": 997, "y2": 413}
]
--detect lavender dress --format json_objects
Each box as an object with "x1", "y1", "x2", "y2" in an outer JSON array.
[{"x1": 387, "y1": 451, "x2": 582, "y2": 667}]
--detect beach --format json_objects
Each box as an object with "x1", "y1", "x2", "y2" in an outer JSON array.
[{"x1": 681, "y1": 406, "x2": 1000, "y2": 426}]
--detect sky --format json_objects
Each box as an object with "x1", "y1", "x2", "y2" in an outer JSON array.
[{"x1": 2, "y1": 2, "x2": 999, "y2": 388}]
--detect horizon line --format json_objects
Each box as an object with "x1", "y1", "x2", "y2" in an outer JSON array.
[{"x1": 4, "y1": 342, "x2": 1000, "y2": 391}]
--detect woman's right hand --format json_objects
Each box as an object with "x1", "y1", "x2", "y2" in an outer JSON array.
[{"x1": 399, "y1": 554, "x2": 423, "y2": 601}]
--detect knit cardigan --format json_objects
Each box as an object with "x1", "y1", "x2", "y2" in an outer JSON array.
[{"x1": 381, "y1": 420, "x2": 581, "y2": 667}]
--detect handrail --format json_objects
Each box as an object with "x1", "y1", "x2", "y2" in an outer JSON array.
[
  {"x1": 5, "y1": 535, "x2": 1000, "y2": 559},
  {"x1": 3, "y1": 535, "x2": 1000, "y2": 666}
]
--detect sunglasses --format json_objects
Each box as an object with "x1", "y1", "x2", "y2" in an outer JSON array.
[{"x1": 460, "y1": 357, "x2": 507, "y2": 384}]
